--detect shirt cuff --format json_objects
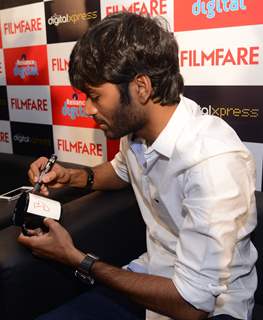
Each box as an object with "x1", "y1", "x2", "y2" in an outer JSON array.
[{"x1": 172, "y1": 268, "x2": 221, "y2": 312}]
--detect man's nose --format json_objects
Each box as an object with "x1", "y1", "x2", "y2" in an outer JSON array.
[{"x1": 85, "y1": 98, "x2": 98, "y2": 116}]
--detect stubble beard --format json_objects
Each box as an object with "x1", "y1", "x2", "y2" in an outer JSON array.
[{"x1": 104, "y1": 101, "x2": 147, "y2": 140}]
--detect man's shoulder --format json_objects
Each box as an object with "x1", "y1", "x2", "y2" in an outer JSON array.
[{"x1": 170, "y1": 103, "x2": 250, "y2": 172}]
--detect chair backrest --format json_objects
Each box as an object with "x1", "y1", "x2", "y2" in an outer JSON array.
[{"x1": 253, "y1": 191, "x2": 263, "y2": 304}]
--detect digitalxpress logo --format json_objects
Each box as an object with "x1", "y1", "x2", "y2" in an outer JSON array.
[
  {"x1": 13, "y1": 133, "x2": 50, "y2": 146},
  {"x1": 192, "y1": 0, "x2": 247, "y2": 19},
  {"x1": 13, "y1": 54, "x2": 38, "y2": 79},
  {"x1": 48, "y1": 11, "x2": 98, "y2": 26},
  {"x1": 62, "y1": 93, "x2": 89, "y2": 120},
  {"x1": 200, "y1": 105, "x2": 259, "y2": 119}
]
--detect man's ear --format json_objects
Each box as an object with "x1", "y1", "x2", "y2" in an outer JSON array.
[{"x1": 133, "y1": 74, "x2": 152, "y2": 104}]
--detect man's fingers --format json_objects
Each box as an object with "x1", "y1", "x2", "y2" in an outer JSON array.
[
  {"x1": 28, "y1": 157, "x2": 48, "y2": 184},
  {"x1": 43, "y1": 218, "x2": 60, "y2": 231}
]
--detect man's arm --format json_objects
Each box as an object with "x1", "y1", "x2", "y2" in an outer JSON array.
[
  {"x1": 88, "y1": 260, "x2": 207, "y2": 320},
  {"x1": 68, "y1": 161, "x2": 129, "y2": 190},
  {"x1": 28, "y1": 157, "x2": 129, "y2": 195},
  {"x1": 18, "y1": 219, "x2": 207, "y2": 320}
]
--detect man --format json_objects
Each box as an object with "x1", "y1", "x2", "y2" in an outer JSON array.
[{"x1": 18, "y1": 12, "x2": 257, "y2": 320}]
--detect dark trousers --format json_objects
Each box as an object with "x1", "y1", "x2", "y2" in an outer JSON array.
[{"x1": 36, "y1": 285, "x2": 240, "y2": 320}]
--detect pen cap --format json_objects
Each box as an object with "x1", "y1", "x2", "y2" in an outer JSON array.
[{"x1": 13, "y1": 191, "x2": 62, "y2": 230}]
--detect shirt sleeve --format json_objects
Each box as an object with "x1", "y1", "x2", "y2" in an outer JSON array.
[
  {"x1": 172, "y1": 152, "x2": 257, "y2": 312},
  {"x1": 110, "y1": 137, "x2": 131, "y2": 183}
]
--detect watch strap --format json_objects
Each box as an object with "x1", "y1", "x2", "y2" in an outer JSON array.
[
  {"x1": 75, "y1": 253, "x2": 99, "y2": 285},
  {"x1": 83, "y1": 167, "x2": 94, "y2": 191}
]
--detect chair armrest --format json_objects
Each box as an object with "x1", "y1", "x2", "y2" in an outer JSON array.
[{"x1": 0, "y1": 188, "x2": 146, "y2": 320}]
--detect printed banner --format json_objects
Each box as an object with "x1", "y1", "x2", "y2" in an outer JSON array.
[
  {"x1": 53, "y1": 125, "x2": 107, "y2": 166},
  {"x1": 47, "y1": 42, "x2": 76, "y2": 85},
  {"x1": 174, "y1": 0, "x2": 263, "y2": 32},
  {"x1": 176, "y1": 24, "x2": 263, "y2": 86},
  {"x1": 7, "y1": 85, "x2": 52, "y2": 124},
  {"x1": 45, "y1": 0, "x2": 101, "y2": 44},
  {"x1": 184, "y1": 86, "x2": 263, "y2": 143},
  {"x1": 0, "y1": 120, "x2": 12, "y2": 153},
  {"x1": 1, "y1": 2, "x2": 46, "y2": 48},
  {"x1": 4, "y1": 45, "x2": 49, "y2": 85},
  {"x1": 11, "y1": 121, "x2": 54, "y2": 156}
]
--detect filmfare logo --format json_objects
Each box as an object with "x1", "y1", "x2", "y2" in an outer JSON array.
[
  {"x1": 0, "y1": 131, "x2": 9, "y2": 143},
  {"x1": 3, "y1": 18, "x2": 42, "y2": 35},
  {"x1": 13, "y1": 54, "x2": 38, "y2": 79},
  {"x1": 180, "y1": 46, "x2": 260, "y2": 67},
  {"x1": 192, "y1": 0, "x2": 246, "y2": 19},
  {"x1": 1, "y1": 2, "x2": 46, "y2": 48},
  {"x1": 104, "y1": 0, "x2": 167, "y2": 17}
]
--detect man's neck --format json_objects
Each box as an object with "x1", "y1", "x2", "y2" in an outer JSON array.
[{"x1": 136, "y1": 103, "x2": 177, "y2": 146}]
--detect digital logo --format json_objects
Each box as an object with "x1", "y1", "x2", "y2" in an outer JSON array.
[
  {"x1": 53, "y1": 125, "x2": 107, "y2": 166},
  {"x1": 192, "y1": 0, "x2": 246, "y2": 19},
  {"x1": 0, "y1": 120, "x2": 12, "y2": 154},
  {"x1": 13, "y1": 54, "x2": 38, "y2": 79},
  {"x1": 51, "y1": 86, "x2": 96, "y2": 128},
  {"x1": 7, "y1": 86, "x2": 52, "y2": 124},
  {"x1": 4, "y1": 45, "x2": 49, "y2": 85},
  {"x1": 45, "y1": 0, "x2": 101, "y2": 43},
  {"x1": 174, "y1": 0, "x2": 263, "y2": 31},
  {"x1": 1, "y1": 2, "x2": 46, "y2": 48},
  {"x1": 47, "y1": 41, "x2": 75, "y2": 85},
  {"x1": 11, "y1": 122, "x2": 54, "y2": 157},
  {"x1": 62, "y1": 93, "x2": 89, "y2": 121}
]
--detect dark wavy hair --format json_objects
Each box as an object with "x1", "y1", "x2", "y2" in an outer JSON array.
[{"x1": 69, "y1": 12, "x2": 184, "y2": 106}]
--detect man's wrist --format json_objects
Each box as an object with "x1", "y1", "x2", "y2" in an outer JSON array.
[{"x1": 75, "y1": 252, "x2": 99, "y2": 285}]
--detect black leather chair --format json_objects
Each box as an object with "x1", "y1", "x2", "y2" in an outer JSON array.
[
  {"x1": 0, "y1": 152, "x2": 262, "y2": 319},
  {"x1": 252, "y1": 191, "x2": 263, "y2": 319}
]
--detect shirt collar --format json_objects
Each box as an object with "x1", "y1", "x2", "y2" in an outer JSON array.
[
  {"x1": 150, "y1": 96, "x2": 192, "y2": 158},
  {"x1": 128, "y1": 96, "x2": 201, "y2": 159}
]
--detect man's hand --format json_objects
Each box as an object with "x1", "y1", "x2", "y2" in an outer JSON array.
[
  {"x1": 28, "y1": 157, "x2": 71, "y2": 196},
  {"x1": 17, "y1": 218, "x2": 84, "y2": 267}
]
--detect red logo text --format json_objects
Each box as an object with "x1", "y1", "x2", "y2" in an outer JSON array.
[
  {"x1": 57, "y1": 139, "x2": 103, "y2": 156},
  {"x1": 105, "y1": 0, "x2": 167, "y2": 16},
  {"x1": 4, "y1": 18, "x2": 42, "y2": 35},
  {"x1": 180, "y1": 46, "x2": 259, "y2": 67}
]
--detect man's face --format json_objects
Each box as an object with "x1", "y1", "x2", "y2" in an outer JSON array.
[{"x1": 84, "y1": 82, "x2": 146, "y2": 139}]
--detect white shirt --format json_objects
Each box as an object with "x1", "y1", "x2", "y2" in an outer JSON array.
[{"x1": 111, "y1": 96, "x2": 257, "y2": 320}]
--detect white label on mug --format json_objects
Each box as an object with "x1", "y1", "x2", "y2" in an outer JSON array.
[{"x1": 27, "y1": 193, "x2": 61, "y2": 220}]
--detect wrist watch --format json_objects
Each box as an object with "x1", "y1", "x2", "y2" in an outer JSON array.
[
  {"x1": 74, "y1": 253, "x2": 99, "y2": 285},
  {"x1": 84, "y1": 167, "x2": 94, "y2": 191}
]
